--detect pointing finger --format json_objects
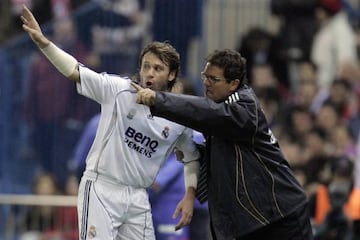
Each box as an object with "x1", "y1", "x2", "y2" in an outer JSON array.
[
  {"x1": 131, "y1": 82, "x2": 143, "y2": 92},
  {"x1": 22, "y1": 5, "x2": 34, "y2": 20}
]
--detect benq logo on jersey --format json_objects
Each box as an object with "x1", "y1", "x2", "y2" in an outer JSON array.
[{"x1": 124, "y1": 127, "x2": 159, "y2": 158}]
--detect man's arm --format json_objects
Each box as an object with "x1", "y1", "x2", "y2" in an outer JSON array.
[
  {"x1": 173, "y1": 160, "x2": 200, "y2": 230},
  {"x1": 21, "y1": 5, "x2": 80, "y2": 82},
  {"x1": 131, "y1": 82, "x2": 255, "y2": 140}
]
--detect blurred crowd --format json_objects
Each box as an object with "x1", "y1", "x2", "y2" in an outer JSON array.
[
  {"x1": 239, "y1": 0, "x2": 360, "y2": 239},
  {"x1": 1, "y1": 0, "x2": 360, "y2": 239}
]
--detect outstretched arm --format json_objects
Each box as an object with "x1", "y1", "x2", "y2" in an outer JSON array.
[{"x1": 21, "y1": 5, "x2": 80, "y2": 82}]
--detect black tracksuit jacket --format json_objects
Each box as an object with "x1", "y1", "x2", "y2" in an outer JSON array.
[{"x1": 150, "y1": 85, "x2": 308, "y2": 239}]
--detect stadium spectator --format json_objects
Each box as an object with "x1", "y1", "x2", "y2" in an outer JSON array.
[
  {"x1": 20, "y1": 172, "x2": 60, "y2": 240},
  {"x1": 309, "y1": 156, "x2": 354, "y2": 240},
  {"x1": 270, "y1": 0, "x2": 318, "y2": 91},
  {"x1": 311, "y1": 0, "x2": 358, "y2": 92},
  {"x1": 152, "y1": 0, "x2": 204, "y2": 77},
  {"x1": 76, "y1": 0, "x2": 148, "y2": 75}
]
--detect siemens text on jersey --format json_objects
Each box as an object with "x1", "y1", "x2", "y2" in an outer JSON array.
[{"x1": 124, "y1": 127, "x2": 159, "y2": 158}]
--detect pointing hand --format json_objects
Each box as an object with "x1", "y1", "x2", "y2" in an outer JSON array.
[
  {"x1": 21, "y1": 5, "x2": 50, "y2": 48},
  {"x1": 131, "y1": 82, "x2": 156, "y2": 106}
]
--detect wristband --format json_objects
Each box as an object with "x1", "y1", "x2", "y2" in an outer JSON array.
[
  {"x1": 184, "y1": 160, "x2": 200, "y2": 189},
  {"x1": 40, "y1": 42, "x2": 78, "y2": 77}
]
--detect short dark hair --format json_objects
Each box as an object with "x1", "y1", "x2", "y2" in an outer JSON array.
[
  {"x1": 206, "y1": 49, "x2": 248, "y2": 85},
  {"x1": 138, "y1": 41, "x2": 180, "y2": 90}
]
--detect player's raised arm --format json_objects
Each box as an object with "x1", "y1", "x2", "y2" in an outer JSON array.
[{"x1": 21, "y1": 5, "x2": 80, "y2": 82}]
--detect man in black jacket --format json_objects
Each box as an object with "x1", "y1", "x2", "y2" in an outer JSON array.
[{"x1": 132, "y1": 49, "x2": 313, "y2": 240}]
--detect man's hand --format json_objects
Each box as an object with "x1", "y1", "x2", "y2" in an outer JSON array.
[
  {"x1": 21, "y1": 5, "x2": 50, "y2": 48},
  {"x1": 131, "y1": 82, "x2": 156, "y2": 106},
  {"x1": 172, "y1": 187, "x2": 196, "y2": 231}
]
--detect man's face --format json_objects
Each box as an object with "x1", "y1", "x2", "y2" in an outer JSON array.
[
  {"x1": 139, "y1": 52, "x2": 175, "y2": 91},
  {"x1": 202, "y1": 63, "x2": 238, "y2": 102}
]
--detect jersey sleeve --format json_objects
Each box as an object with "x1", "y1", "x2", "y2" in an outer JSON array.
[
  {"x1": 76, "y1": 65, "x2": 129, "y2": 104},
  {"x1": 175, "y1": 128, "x2": 200, "y2": 163}
]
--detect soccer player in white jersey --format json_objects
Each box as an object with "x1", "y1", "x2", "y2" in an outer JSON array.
[{"x1": 21, "y1": 5, "x2": 200, "y2": 240}]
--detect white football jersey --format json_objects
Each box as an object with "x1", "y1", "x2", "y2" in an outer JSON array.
[{"x1": 77, "y1": 66, "x2": 200, "y2": 187}]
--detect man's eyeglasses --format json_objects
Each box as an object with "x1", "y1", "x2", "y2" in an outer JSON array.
[{"x1": 201, "y1": 72, "x2": 227, "y2": 83}]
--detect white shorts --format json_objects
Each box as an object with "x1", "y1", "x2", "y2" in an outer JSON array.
[{"x1": 77, "y1": 170, "x2": 155, "y2": 240}]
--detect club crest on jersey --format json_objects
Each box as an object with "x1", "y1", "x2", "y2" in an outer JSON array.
[
  {"x1": 162, "y1": 126, "x2": 170, "y2": 138},
  {"x1": 88, "y1": 225, "x2": 96, "y2": 238}
]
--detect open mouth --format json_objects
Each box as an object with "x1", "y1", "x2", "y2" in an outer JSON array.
[{"x1": 145, "y1": 81, "x2": 153, "y2": 88}]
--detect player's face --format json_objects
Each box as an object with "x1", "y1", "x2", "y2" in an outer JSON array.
[
  {"x1": 139, "y1": 52, "x2": 175, "y2": 91},
  {"x1": 202, "y1": 63, "x2": 239, "y2": 102}
]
